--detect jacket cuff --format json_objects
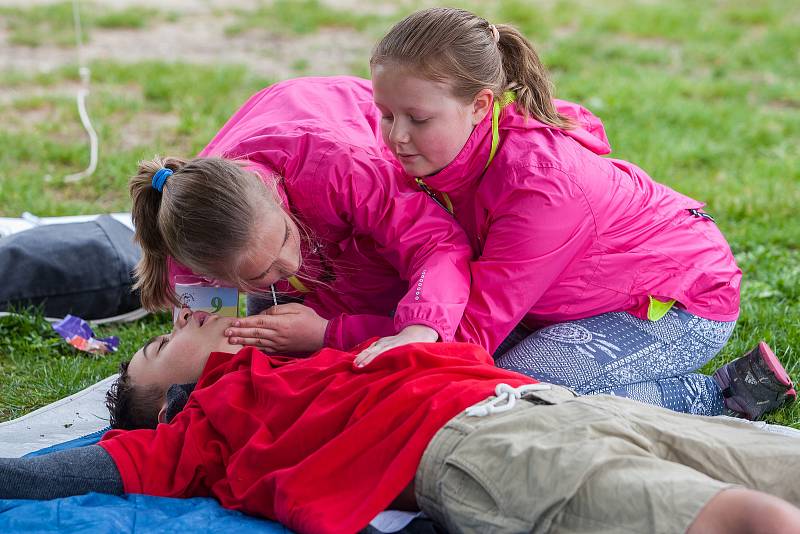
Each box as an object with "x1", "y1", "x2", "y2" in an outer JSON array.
[
  {"x1": 392, "y1": 317, "x2": 447, "y2": 342},
  {"x1": 323, "y1": 315, "x2": 344, "y2": 351}
]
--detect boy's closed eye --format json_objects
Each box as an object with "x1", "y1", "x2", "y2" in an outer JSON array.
[
  {"x1": 156, "y1": 336, "x2": 169, "y2": 355},
  {"x1": 143, "y1": 335, "x2": 169, "y2": 360}
]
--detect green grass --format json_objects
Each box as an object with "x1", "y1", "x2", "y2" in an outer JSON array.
[
  {"x1": 225, "y1": 0, "x2": 385, "y2": 37},
  {"x1": 0, "y1": 61, "x2": 273, "y2": 215},
  {"x1": 0, "y1": 1, "x2": 176, "y2": 47},
  {"x1": 0, "y1": 309, "x2": 172, "y2": 421},
  {"x1": 0, "y1": 0, "x2": 798, "y2": 427}
]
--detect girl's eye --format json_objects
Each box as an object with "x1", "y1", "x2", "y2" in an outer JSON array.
[
  {"x1": 410, "y1": 116, "x2": 429, "y2": 124},
  {"x1": 381, "y1": 115, "x2": 393, "y2": 121}
]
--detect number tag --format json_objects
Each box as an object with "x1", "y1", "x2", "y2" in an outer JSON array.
[{"x1": 174, "y1": 284, "x2": 239, "y2": 319}]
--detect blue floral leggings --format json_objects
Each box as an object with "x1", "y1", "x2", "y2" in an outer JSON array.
[{"x1": 494, "y1": 308, "x2": 737, "y2": 415}]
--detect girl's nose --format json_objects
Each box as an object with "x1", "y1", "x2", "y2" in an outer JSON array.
[{"x1": 389, "y1": 121, "x2": 410, "y2": 144}]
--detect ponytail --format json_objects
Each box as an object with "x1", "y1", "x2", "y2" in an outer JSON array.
[
  {"x1": 129, "y1": 156, "x2": 186, "y2": 310},
  {"x1": 129, "y1": 156, "x2": 272, "y2": 311},
  {"x1": 496, "y1": 25, "x2": 573, "y2": 129}
]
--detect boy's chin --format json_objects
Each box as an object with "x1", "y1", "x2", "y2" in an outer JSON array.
[{"x1": 211, "y1": 341, "x2": 244, "y2": 355}]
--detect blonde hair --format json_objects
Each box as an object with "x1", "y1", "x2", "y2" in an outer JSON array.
[
  {"x1": 129, "y1": 156, "x2": 279, "y2": 310},
  {"x1": 371, "y1": 7, "x2": 573, "y2": 129}
]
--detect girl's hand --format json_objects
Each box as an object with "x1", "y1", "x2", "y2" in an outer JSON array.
[
  {"x1": 225, "y1": 303, "x2": 329, "y2": 354},
  {"x1": 353, "y1": 325, "x2": 439, "y2": 367}
]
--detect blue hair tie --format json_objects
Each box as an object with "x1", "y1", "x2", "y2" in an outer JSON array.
[{"x1": 151, "y1": 167, "x2": 173, "y2": 192}]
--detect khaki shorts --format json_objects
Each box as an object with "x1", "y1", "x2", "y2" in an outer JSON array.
[{"x1": 415, "y1": 386, "x2": 800, "y2": 534}]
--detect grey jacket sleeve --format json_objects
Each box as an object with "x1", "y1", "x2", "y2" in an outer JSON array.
[{"x1": 0, "y1": 445, "x2": 123, "y2": 499}]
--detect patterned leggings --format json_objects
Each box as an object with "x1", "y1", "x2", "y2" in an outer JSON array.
[{"x1": 494, "y1": 308, "x2": 736, "y2": 415}]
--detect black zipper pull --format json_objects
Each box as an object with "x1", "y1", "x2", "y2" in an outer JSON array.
[
  {"x1": 688, "y1": 208, "x2": 715, "y2": 222},
  {"x1": 415, "y1": 178, "x2": 453, "y2": 214}
]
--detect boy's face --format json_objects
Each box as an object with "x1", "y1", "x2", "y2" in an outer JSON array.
[
  {"x1": 372, "y1": 63, "x2": 491, "y2": 177},
  {"x1": 127, "y1": 309, "x2": 243, "y2": 393}
]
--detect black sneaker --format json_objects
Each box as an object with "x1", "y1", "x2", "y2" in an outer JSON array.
[{"x1": 713, "y1": 341, "x2": 796, "y2": 420}]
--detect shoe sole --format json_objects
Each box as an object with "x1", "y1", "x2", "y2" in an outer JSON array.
[
  {"x1": 758, "y1": 341, "x2": 797, "y2": 399},
  {"x1": 713, "y1": 342, "x2": 797, "y2": 419}
]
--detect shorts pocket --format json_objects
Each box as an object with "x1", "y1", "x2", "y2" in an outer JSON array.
[
  {"x1": 441, "y1": 456, "x2": 500, "y2": 511},
  {"x1": 436, "y1": 456, "x2": 530, "y2": 532}
]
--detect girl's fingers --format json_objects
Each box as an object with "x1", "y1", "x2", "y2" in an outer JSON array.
[
  {"x1": 226, "y1": 327, "x2": 278, "y2": 340},
  {"x1": 232, "y1": 314, "x2": 285, "y2": 329},
  {"x1": 355, "y1": 333, "x2": 425, "y2": 367},
  {"x1": 357, "y1": 352, "x2": 379, "y2": 367},
  {"x1": 232, "y1": 336, "x2": 279, "y2": 351},
  {"x1": 233, "y1": 336, "x2": 265, "y2": 347},
  {"x1": 228, "y1": 329, "x2": 281, "y2": 348},
  {"x1": 354, "y1": 342, "x2": 385, "y2": 367}
]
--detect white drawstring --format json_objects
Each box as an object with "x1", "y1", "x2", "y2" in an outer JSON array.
[{"x1": 465, "y1": 383, "x2": 551, "y2": 417}]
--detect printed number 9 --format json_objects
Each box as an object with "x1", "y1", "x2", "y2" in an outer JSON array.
[{"x1": 211, "y1": 297, "x2": 223, "y2": 313}]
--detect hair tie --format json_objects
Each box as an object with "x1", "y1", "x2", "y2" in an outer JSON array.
[
  {"x1": 151, "y1": 167, "x2": 173, "y2": 192},
  {"x1": 489, "y1": 24, "x2": 500, "y2": 44}
]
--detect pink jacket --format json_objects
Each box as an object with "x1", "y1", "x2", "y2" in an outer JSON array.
[
  {"x1": 382, "y1": 98, "x2": 741, "y2": 353},
  {"x1": 169, "y1": 77, "x2": 472, "y2": 350}
]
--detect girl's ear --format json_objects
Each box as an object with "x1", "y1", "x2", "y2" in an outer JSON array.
[{"x1": 470, "y1": 89, "x2": 494, "y2": 126}]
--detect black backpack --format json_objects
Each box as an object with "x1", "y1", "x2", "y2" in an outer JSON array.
[{"x1": 0, "y1": 216, "x2": 143, "y2": 321}]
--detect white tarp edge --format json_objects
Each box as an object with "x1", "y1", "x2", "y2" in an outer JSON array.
[{"x1": 0, "y1": 375, "x2": 116, "y2": 458}]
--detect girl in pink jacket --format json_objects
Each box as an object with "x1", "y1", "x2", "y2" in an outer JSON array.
[
  {"x1": 130, "y1": 77, "x2": 472, "y2": 360},
  {"x1": 367, "y1": 7, "x2": 795, "y2": 418}
]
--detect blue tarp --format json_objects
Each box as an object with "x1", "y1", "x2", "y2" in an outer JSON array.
[
  {"x1": 0, "y1": 493, "x2": 291, "y2": 533},
  {"x1": 1, "y1": 431, "x2": 294, "y2": 533},
  {"x1": 24, "y1": 428, "x2": 109, "y2": 457}
]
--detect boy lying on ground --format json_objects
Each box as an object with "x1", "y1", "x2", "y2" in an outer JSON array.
[{"x1": 1, "y1": 309, "x2": 798, "y2": 534}]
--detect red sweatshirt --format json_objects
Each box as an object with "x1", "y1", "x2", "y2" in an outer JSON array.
[{"x1": 99, "y1": 343, "x2": 534, "y2": 533}]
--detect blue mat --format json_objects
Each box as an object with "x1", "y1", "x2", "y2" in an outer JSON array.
[
  {"x1": 0, "y1": 493, "x2": 291, "y2": 533},
  {"x1": 24, "y1": 428, "x2": 109, "y2": 457},
  {"x1": 2, "y1": 430, "x2": 294, "y2": 533}
]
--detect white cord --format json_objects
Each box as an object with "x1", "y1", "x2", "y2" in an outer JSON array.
[
  {"x1": 63, "y1": 0, "x2": 98, "y2": 183},
  {"x1": 465, "y1": 383, "x2": 551, "y2": 417}
]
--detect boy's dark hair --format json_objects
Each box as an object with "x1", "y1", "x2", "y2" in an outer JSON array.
[{"x1": 105, "y1": 361, "x2": 164, "y2": 430}]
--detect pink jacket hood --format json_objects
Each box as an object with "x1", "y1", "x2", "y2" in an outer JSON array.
[{"x1": 553, "y1": 99, "x2": 612, "y2": 155}]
